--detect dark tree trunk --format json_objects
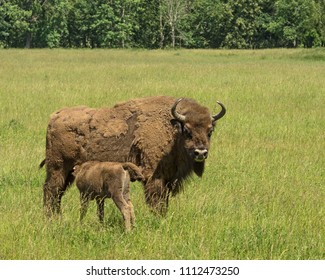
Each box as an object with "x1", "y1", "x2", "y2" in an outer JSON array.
[{"x1": 25, "y1": 32, "x2": 32, "y2": 48}]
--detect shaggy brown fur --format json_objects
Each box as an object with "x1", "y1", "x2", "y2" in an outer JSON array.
[
  {"x1": 73, "y1": 161, "x2": 144, "y2": 231},
  {"x1": 41, "y1": 96, "x2": 226, "y2": 216}
]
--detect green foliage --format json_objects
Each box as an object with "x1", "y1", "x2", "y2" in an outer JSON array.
[
  {"x1": 189, "y1": 0, "x2": 226, "y2": 48},
  {"x1": 267, "y1": 0, "x2": 321, "y2": 47},
  {"x1": 221, "y1": 0, "x2": 263, "y2": 48},
  {"x1": 0, "y1": 1, "x2": 31, "y2": 47},
  {"x1": 0, "y1": 0, "x2": 325, "y2": 48},
  {"x1": 132, "y1": 0, "x2": 161, "y2": 48}
]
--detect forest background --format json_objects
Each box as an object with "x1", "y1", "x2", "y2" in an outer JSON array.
[{"x1": 1, "y1": 0, "x2": 325, "y2": 49}]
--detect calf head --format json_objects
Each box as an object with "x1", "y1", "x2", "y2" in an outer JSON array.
[{"x1": 171, "y1": 98, "x2": 226, "y2": 176}]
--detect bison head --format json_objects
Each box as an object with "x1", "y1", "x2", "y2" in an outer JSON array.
[{"x1": 171, "y1": 98, "x2": 226, "y2": 176}]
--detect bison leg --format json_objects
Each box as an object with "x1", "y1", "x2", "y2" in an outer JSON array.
[
  {"x1": 43, "y1": 169, "x2": 74, "y2": 217},
  {"x1": 96, "y1": 198, "x2": 105, "y2": 224},
  {"x1": 144, "y1": 178, "x2": 170, "y2": 216},
  {"x1": 57, "y1": 171, "x2": 75, "y2": 212},
  {"x1": 43, "y1": 170, "x2": 65, "y2": 217}
]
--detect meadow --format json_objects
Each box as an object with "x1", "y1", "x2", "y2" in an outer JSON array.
[{"x1": 0, "y1": 48, "x2": 324, "y2": 260}]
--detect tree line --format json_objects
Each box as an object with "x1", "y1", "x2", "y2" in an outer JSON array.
[{"x1": 1, "y1": 0, "x2": 325, "y2": 49}]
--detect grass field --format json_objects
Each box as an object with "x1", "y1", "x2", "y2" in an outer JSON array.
[{"x1": 0, "y1": 48, "x2": 324, "y2": 260}]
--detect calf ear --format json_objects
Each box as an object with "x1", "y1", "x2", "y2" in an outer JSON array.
[
  {"x1": 170, "y1": 119, "x2": 182, "y2": 133},
  {"x1": 72, "y1": 165, "x2": 80, "y2": 176}
]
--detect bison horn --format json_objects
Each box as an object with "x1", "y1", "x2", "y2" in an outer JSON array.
[
  {"x1": 171, "y1": 98, "x2": 186, "y2": 122},
  {"x1": 212, "y1": 101, "x2": 226, "y2": 122}
]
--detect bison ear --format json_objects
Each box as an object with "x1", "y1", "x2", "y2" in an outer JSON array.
[{"x1": 170, "y1": 119, "x2": 183, "y2": 133}]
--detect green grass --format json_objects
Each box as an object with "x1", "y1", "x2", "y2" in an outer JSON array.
[{"x1": 0, "y1": 48, "x2": 324, "y2": 260}]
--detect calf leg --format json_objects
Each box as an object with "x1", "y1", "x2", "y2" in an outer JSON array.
[
  {"x1": 123, "y1": 184, "x2": 135, "y2": 227},
  {"x1": 112, "y1": 194, "x2": 132, "y2": 231},
  {"x1": 96, "y1": 198, "x2": 105, "y2": 224},
  {"x1": 79, "y1": 193, "x2": 90, "y2": 223},
  {"x1": 128, "y1": 201, "x2": 136, "y2": 228}
]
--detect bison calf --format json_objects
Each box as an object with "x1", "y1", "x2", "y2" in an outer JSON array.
[{"x1": 73, "y1": 161, "x2": 144, "y2": 231}]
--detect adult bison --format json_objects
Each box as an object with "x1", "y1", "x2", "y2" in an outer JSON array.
[{"x1": 41, "y1": 96, "x2": 226, "y2": 217}]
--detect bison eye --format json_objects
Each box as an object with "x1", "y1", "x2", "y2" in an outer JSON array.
[
  {"x1": 208, "y1": 129, "x2": 214, "y2": 138},
  {"x1": 183, "y1": 126, "x2": 192, "y2": 139}
]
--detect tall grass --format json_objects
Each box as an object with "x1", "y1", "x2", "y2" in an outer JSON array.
[{"x1": 0, "y1": 49, "x2": 324, "y2": 260}]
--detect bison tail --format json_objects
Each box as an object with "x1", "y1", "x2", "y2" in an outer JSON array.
[
  {"x1": 39, "y1": 159, "x2": 46, "y2": 169},
  {"x1": 122, "y1": 162, "x2": 144, "y2": 182}
]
